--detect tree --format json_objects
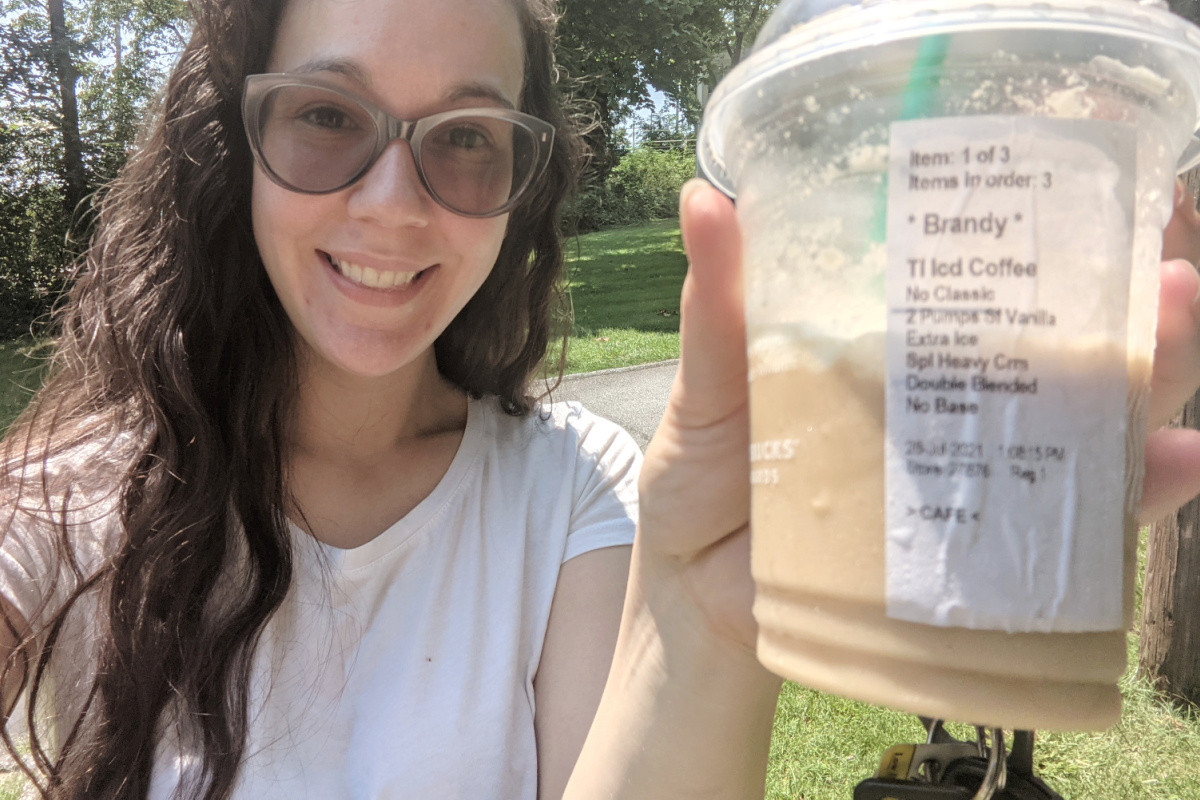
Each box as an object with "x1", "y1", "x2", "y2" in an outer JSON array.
[
  {"x1": 76, "y1": 0, "x2": 191, "y2": 181},
  {"x1": 555, "y1": 0, "x2": 782, "y2": 184},
  {"x1": 46, "y1": 0, "x2": 86, "y2": 221},
  {"x1": 717, "y1": 0, "x2": 777, "y2": 70},
  {"x1": 556, "y1": 0, "x2": 722, "y2": 179},
  {"x1": 1140, "y1": 434, "x2": 1200, "y2": 708},
  {"x1": 0, "y1": 0, "x2": 189, "y2": 337}
]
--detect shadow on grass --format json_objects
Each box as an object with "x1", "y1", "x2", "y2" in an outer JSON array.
[{"x1": 565, "y1": 219, "x2": 687, "y2": 336}]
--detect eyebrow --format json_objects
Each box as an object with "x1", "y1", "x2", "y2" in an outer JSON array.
[
  {"x1": 446, "y1": 83, "x2": 516, "y2": 111},
  {"x1": 291, "y1": 58, "x2": 374, "y2": 88},
  {"x1": 288, "y1": 60, "x2": 517, "y2": 111}
]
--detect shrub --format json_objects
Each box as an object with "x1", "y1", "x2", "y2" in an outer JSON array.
[
  {"x1": 0, "y1": 184, "x2": 68, "y2": 339},
  {"x1": 568, "y1": 146, "x2": 695, "y2": 233}
]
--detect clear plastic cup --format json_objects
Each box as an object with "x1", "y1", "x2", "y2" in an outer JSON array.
[{"x1": 698, "y1": 0, "x2": 1200, "y2": 730}]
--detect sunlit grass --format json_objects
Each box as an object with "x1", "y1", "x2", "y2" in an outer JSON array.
[
  {"x1": 766, "y1": 530, "x2": 1200, "y2": 799},
  {"x1": 560, "y1": 219, "x2": 685, "y2": 373}
]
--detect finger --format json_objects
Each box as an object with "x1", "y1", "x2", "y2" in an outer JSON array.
[
  {"x1": 672, "y1": 179, "x2": 747, "y2": 429},
  {"x1": 1148, "y1": 258, "x2": 1200, "y2": 430},
  {"x1": 1139, "y1": 427, "x2": 1200, "y2": 524},
  {"x1": 640, "y1": 180, "x2": 749, "y2": 555},
  {"x1": 1161, "y1": 178, "x2": 1200, "y2": 265}
]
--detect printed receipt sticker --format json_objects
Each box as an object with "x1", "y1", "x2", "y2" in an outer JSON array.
[{"x1": 884, "y1": 116, "x2": 1135, "y2": 633}]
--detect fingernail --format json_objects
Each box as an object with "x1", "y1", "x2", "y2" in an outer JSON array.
[
  {"x1": 679, "y1": 178, "x2": 707, "y2": 226},
  {"x1": 1183, "y1": 260, "x2": 1200, "y2": 306}
]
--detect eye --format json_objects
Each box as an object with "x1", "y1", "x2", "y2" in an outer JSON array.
[
  {"x1": 298, "y1": 105, "x2": 360, "y2": 131},
  {"x1": 444, "y1": 125, "x2": 491, "y2": 149}
]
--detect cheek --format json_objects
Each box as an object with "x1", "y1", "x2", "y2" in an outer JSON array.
[
  {"x1": 251, "y1": 174, "x2": 285, "y2": 273},
  {"x1": 468, "y1": 217, "x2": 509, "y2": 279},
  {"x1": 251, "y1": 174, "x2": 319, "y2": 290}
]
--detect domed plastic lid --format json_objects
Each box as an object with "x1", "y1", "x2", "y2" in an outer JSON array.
[{"x1": 697, "y1": 0, "x2": 1200, "y2": 197}]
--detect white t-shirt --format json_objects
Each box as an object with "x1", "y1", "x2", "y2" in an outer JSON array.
[{"x1": 1, "y1": 398, "x2": 641, "y2": 800}]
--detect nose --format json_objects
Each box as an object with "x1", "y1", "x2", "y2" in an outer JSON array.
[{"x1": 345, "y1": 140, "x2": 433, "y2": 228}]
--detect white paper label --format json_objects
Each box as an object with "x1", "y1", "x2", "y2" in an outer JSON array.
[{"x1": 884, "y1": 116, "x2": 1134, "y2": 633}]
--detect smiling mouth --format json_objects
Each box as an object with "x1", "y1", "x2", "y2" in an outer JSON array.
[{"x1": 323, "y1": 252, "x2": 425, "y2": 290}]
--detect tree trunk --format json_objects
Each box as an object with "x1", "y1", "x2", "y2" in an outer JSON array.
[
  {"x1": 581, "y1": 89, "x2": 613, "y2": 184},
  {"x1": 47, "y1": 0, "x2": 88, "y2": 226},
  {"x1": 730, "y1": 31, "x2": 745, "y2": 68},
  {"x1": 1138, "y1": 168, "x2": 1200, "y2": 709},
  {"x1": 729, "y1": 0, "x2": 768, "y2": 67}
]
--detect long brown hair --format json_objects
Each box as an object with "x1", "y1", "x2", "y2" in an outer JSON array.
[{"x1": 0, "y1": 0, "x2": 580, "y2": 797}]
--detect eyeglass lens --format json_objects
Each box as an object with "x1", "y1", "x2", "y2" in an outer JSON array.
[{"x1": 256, "y1": 84, "x2": 536, "y2": 216}]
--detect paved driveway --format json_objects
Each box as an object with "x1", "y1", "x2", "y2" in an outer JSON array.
[{"x1": 552, "y1": 360, "x2": 678, "y2": 451}]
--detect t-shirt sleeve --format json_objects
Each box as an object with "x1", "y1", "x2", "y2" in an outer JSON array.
[
  {"x1": 0, "y1": 487, "x2": 118, "y2": 629},
  {"x1": 0, "y1": 505, "x2": 65, "y2": 627},
  {"x1": 561, "y1": 404, "x2": 641, "y2": 563}
]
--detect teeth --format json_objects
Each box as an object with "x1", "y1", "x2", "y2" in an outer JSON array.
[{"x1": 330, "y1": 256, "x2": 419, "y2": 289}]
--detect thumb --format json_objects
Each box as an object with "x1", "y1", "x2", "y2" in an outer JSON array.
[
  {"x1": 1162, "y1": 178, "x2": 1200, "y2": 266},
  {"x1": 672, "y1": 179, "x2": 747, "y2": 428}
]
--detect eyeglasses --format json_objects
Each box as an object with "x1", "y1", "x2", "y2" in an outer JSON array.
[{"x1": 241, "y1": 73, "x2": 556, "y2": 218}]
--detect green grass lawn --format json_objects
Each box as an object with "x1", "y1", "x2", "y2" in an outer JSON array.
[
  {"x1": 768, "y1": 532, "x2": 1200, "y2": 799},
  {"x1": 1, "y1": 222, "x2": 1199, "y2": 797},
  {"x1": 559, "y1": 218, "x2": 685, "y2": 374},
  {"x1": 769, "y1": 641, "x2": 1200, "y2": 799},
  {"x1": 0, "y1": 338, "x2": 47, "y2": 436}
]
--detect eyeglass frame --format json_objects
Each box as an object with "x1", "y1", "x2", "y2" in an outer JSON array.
[{"x1": 241, "y1": 72, "x2": 557, "y2": 218}]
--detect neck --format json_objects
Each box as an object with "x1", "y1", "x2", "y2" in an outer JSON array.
[{"x1": 290, "y1": 346, "x2": 467, "y2": 466}]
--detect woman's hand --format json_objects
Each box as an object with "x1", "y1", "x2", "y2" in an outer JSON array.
[
  {"x1": 1142, "y1": 180, "x2": 1200, "y2": 523},
  {"x1": 638, "y1": 176, "x2": 1200, "y2": 646},
  {"x1": 564, "y1": 179, "x2": 777, "y2": 800},
  {"x1": 1161, "y1": 178, "x2": 1200, "y2": 267},
  {"x1": 636, "y1": 178, "x2": 758, "y2": 654},
  {"x1": 570, "y1": 177, "x2": 1200, "y2": 800}
]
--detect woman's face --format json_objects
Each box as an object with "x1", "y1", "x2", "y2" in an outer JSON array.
[{"x1": 252, "y1": 0, "x2": 524, "y2": 379}]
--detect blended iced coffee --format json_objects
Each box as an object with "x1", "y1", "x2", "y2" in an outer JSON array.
[{"x1": 697, "y1": 0, "x2": 1200, "y2": 730}]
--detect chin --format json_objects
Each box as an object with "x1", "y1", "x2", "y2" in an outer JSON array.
[{"x1": 304, "y1": 328, "x2": 436, "y2": 382}]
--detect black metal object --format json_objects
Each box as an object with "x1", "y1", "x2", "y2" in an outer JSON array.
[{"x1": 854, "y1": 719, "x2": 1065, "y2": 800}]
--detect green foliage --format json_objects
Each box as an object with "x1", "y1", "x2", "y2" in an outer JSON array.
[
  {"x1": 556, "y1": 0, "x2": 781, "y2": 180},
  {"x1": 0, "y1": 186, "x2": 68, "y2": 340},
  {"x1": 74, "y1": 0, "x2": 193, "y2": 182},
  {"x1": 557, "y1": 0, "x2": 722, "y2": 119},
  {"x1": 718, "y1": 0, "x2": 779, "y2": 68},
  {"x1": 0, "y1": 0, "x2": 190, "y2": 338},
  {"x1": 2, "y1": 0, "x2": 191, "y2": 181},
  {"x1": 569, "y1": 146, "x2": 695, "y2": 233},
  {"x1": 556, "y1": 0, "x2": 722, "y2": 182},
  {"x1": 0, "y1": 124, "x2": 68, "y2": 339}
]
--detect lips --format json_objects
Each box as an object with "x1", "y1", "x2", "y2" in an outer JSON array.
[{"x1": 322, "y1": 251, "x2": 424, "y2": 290}]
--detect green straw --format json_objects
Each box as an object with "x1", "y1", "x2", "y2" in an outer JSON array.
[{"x1": 868, "y1": 34, "x2": 952, "y2": 243}]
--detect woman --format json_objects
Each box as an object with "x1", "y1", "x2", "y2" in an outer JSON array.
[
  {"x1": 4, "y1": 0, "x2": 1200, "y2": 799},
  {"x1": 1, "y1": 0, "x2": 640, "y2": 797}
]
